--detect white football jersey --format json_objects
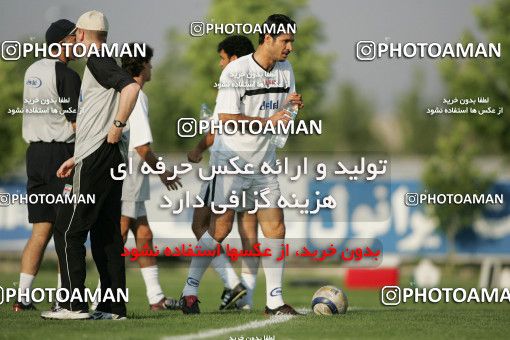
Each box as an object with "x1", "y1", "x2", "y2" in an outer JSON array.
[{"x1": 212, "y1": 53, "x2": 296, "y2": 169}]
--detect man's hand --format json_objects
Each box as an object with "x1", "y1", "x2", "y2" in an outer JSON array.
[
  {"x1": 159, "y1": 171, "x2": 183, "y2": 191},
  {"x1": 284, "y1": 92, "x2": 304, "y2": 109},
  {"x1": 187, "y1": 148, "x2": 203, "y2": 163},
  {"x1": 107, "y1": 125, "x2": 123, "y2": 144},
  {"x1": 57, "y1": 157, "x2": 75, "y2": 178},
  {"x1": 268, "y1": 109, "x2": 292, "y2": 127}
]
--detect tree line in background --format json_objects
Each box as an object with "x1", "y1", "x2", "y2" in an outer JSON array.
[
  {"x1": 0, "y1": 0, "x2": 507, "y2": 180},
  {"x1": 422, "y1": 0, "x2": 509, "y2": 263}
]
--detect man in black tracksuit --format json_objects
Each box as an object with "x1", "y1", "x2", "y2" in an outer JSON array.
[{"x1": 41, "y1": 10, "x2": 140, "y2": 320}]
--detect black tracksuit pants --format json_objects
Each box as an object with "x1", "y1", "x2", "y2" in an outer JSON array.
[{"x1": 54, "y1": 141, "x2": 126, "y2": 316}]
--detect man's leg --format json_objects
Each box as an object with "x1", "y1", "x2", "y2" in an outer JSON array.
[
  {"x1": 15, "y1": 223, "x2": 52, "y2": 308},
  {"x1": 50, "y1": 194, "x2": 92, "y2": 316},
  {"x1": 47, "y1": 159, "x2": 104, "y2": 318},
  {"x1": 89, "y1": 209, "x2": 133, "y2": 313},
  {"x1": 257, "y1": 208, "x2": 286, "y2": 310},
  {"x1": 236, "y1": 212, "x2": 259, "y2": 309},
  {"x1": 42, "y1": 144, "x2": 122, "y2": 320},
  {"x1": 180, "y1": 172, "x2": 248, "y2": 313},
  {"x1": 126, "y1": 209, "x2": 178, "y2": 310},
  {"x1": 120, "y1": 215, "x2": 134, "y2": 244},
  {"x1": 90, "y1": 176, "x2": 126, "y2": 317},
  {"x1": 180, "y1": 208, "x2": 235, "y2": 313},
  {"x1": 132, "y1": 217, "x2": 164, "y2": 305},
  {"x1": 256, "y1": 206, "x2": 300, "y2": 315},
  {"x1": 17, "y1": 142, "x2": 65, "y2": 311},
  {"x1": 192, "y1": 206, "x2": 241, "y2": 294},
  {"x1": 20, "y1": 223, "x2": 52, "y2": 276},
  {"x1": 89, "y1": 214, "x2": 134, "y2": 312},
  {"x1": 183, "y1": 209, "x2": 235, "y2": 294},
  {"x1": 246, "y1": 173, "x2": 300, "y2": 315},
  {"x1": 191, "y1": 207, "x2": 211, "y2": 240}
]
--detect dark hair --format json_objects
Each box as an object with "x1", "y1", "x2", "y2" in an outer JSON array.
[
  {"x1": 217, "y1": 35, "x2": 255, "y2": 58},
  {"x1": 121, "y1": 43, "x2": 153, "y2": 77},
  {"x1": 258, "y1": 14, "x2": 296, "y2": 45}
]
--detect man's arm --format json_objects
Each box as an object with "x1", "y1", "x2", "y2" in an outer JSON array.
[
  {"x1": 135, "y1": 144, "x2": 160, "y2": 170},
  {"x1": 86, "y1": 56, "x2": 140, "y2": 143},
  {"x1": 114, "y1": 82, "x2": 141, "y2": 123},
  {"x1": 107, "y1": 82, "x2": 140, "y2": 143},
  {"x1": 56, "y1": 157, "x2": 75, "y2": 178},
  {"x1": 188, "y1": 132, "x2": 215, "y2": 163},
  {"x1": 135, "y1": 144, "x2": 182, "y2": 190}
]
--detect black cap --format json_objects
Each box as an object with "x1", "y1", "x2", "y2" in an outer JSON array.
[{"x1": 45, "y1": 19, "x2": 76, "y2": 45}]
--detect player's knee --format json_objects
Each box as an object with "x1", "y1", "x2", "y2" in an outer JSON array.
[
  {"x1": 274, "y1": 223, "x2": 285, "y2": 238},
  {"x1": 121, "y1": 229, "x2": 129, "y2": 244},
  {"x1": 136, "y1": 227, "x2": 153, "y2": 241},
  {"x1": 212, "y1": 232, "x2": 229, "y2": 243},
  {"x1": 209, "y1": 222, "x2": 233, "y2": 243},
  {"x1": 192, "y1": 222, "x2": 208, "y2": 239},
  {"x1": 262, "y1": 222, "x2": 285, "y2": 239}
]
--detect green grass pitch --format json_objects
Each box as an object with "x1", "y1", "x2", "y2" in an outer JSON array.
[{"x1": 1, "y1": 261, "x2": 509, "y2": 340}]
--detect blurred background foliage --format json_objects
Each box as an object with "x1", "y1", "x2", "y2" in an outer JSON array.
[{"x1": 0, "y1": 0, "x2": 508, "y2": 179}]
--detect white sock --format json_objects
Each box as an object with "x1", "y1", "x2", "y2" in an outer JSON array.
[
  {"x1": 238, "y1": 257, "x2": 259, "y2": 307},
  {"x1": 55, "y1": 273, "x2": 62, "y2": 308},
  {"x1": 91, "y1": 279, "x2": 101, "y2": 307},
  {"x1": 211, "y1": 252, "x2": 240, "y2": 289},
  {"x1": 182, "y1": 231, "x2": 217, "y2": 296},
  {"x1": 261, "y1": 238, "x2": 285, "y2": 309},
  {"x1": 19, "y1": 273, "x2": 35, "y2": 305},
  {"x1": 141, "y1": 265, "x2": 165, "y2": 304}
]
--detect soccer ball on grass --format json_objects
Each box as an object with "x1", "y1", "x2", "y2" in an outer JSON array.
[{"x1": 311, "y1": 285, "x2": 348, "y2": 315}]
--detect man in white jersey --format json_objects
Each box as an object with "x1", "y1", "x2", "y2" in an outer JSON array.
[
  {"x1": 188, "y1": 35, "x2": 259, "y2": 311},
  {"x1": 120, "y1": 43, "x2": 181, "y2": 311},
  {"x1": 180, "y1": 14, "x2": 304, "y2": 315}
]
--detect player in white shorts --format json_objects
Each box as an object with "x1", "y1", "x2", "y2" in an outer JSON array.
[
  {"x1": 188, "y1": 36, "x2": 262, "y2": 310},
  {"x1": 180, "y1": 14, "x2": 304, "y2": 315}
]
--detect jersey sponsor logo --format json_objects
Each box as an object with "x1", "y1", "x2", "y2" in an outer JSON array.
[
  {"x1": 26, "y1": 77, "x2": 42, "y2": 88},
  {"x1": 260, "y1": 100, "x2": 279, "y2": 110},
  {"x1": 265, "y1": 79, "x2": 278, "y2": 86},
  {"x1": 270, "y1": 287, "x2": 282, "y2": 296}
]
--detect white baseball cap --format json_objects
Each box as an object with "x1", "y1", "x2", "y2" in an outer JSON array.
[{"x1": 76, "y1": 10, "x2": 109, "y2": 32}]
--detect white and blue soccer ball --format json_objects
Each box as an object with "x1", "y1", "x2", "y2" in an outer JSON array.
[{"x1": 311, "y1": 286, "x2": 348, "y2": 315}]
